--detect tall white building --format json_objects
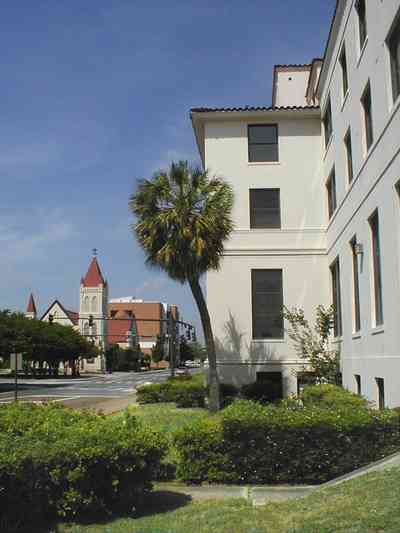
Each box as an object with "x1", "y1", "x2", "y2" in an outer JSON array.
[{"x1": 191, "y1": 0, "x2": 400, "y2": 407}]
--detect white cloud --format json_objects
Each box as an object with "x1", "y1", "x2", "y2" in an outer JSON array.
[{"x1": 134, "y1": 277, "x2": 167, "y2": 295}]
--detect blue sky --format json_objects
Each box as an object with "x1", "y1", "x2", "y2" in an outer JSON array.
[{"x1": 1, "y1": 0, "x2": 335, "y2": 337}]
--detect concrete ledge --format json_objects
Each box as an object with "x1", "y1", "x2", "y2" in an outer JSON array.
[{"x1": 251, "y1": 485, "x2": 316, "y2": 506}]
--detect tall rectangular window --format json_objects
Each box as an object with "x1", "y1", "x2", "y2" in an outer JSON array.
[
  {"x1": 387, "y1": 10, "x2": 400, "y2": 103},
  {"x1": 249, "y1": 189, "x2": 281, "y2": 229},
  {"x1": 323, "y1": 98, "x2": 332, "y2": 148},
  {"x1": 344, "y1": 129, "x2": 354, "y2": 183},
  {"x1": 361, "y1": 82, "x2": 374, "y2": 151},
  {"x1": 369, "y1": 211, "x2": 384, "y2": 326},
  {"x1": 376, "y1": 378, "x2": 385, "y2": 409},
  {"x1": 355, "y1": 374, "x2": 361, "y2": 395},
  {"x1": 330, "y1": 258, "x2": 342, "y2": 337},
  {"x1": 351, "y1": 237, "x2": 361, "y2": 332},
  {"x1": 248, "y1": 124, "x2": 278, "y2": 162},
  {"x1": 340, "y1": 45, "x2": 349, "y2": 97},
  {"x1": 252, "y1": 269, "x2": 283, "y2": 339},
  {"x1": 355, "y1": 0, "x2": 367, "y2": 50},
  {"x1": 326, "y1": 168, "x2": 337, "y2": 219}
]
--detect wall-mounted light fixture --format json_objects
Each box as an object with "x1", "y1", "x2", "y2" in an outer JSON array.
[{"x1": 354, "y1": 242, "x2": 364, "y2": 256}]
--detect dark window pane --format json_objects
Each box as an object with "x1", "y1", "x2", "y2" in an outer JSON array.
[
  {"x1": 362, "y1": 83, "x2": 373, "y2": 150},
  {"x1": 340, "y1": 47, "x2": 348, "y2": 96},
  {"x1": 356, "y1": 0, "x2": 367, "y2": 49},
  {"x1": 345, "y1": 130, "x2": 354, "y2": 182},
  {"x1": 323, "y1": 99, "x2": 332, "y2": 148},
  {"x1": 369, "y1": 211, "x2": 383, "y2": 326},
  {"x1": 250, "y1": 189, "x2": 281, "y2": 229},
  {"x1": 388, "y1": 15, "x2": 400, "y2": 102},
  {"x1": 351, "y1": 238, "x2": 361, "y2": 332},
  {"x1": 330, "y1": 258, "x2": 342, "y2": 337},
  {"x1": 248, "y1": 125, "x2": 279, "y2": 162},
  {"x1": 249, "y1": 144, "x2": 279, "y2": 162},
  {"x1": 326, "y1": 169, "x2": 336, "y2": 219},
  {"x1": 252, "y1": 270, "x2": 283, "y2": 339},
  {"x1": 248, "y1": 125, "x2": 277, "y2": 144}
]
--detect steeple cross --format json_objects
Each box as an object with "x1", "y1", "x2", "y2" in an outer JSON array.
[{"x1": 92, "y1": 248, "x2": 98, "y2": 257}]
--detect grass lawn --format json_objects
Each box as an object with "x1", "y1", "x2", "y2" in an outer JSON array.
[
  {"x1": 57, "y1": 466, "x2": 400, "y2": 533},
  {"x1": 126, "y1": 402, "x2": 209, "y2": 434}
]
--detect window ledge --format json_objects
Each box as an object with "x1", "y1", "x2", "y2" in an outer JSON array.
[
  {"x1": 341, "y1": 89, "x2": 350, "y2": 111},
  {"x1": 356, "y1": 36, "x2": 368, "y2": 68},
  {"x1": 248, "y1": 161, "x2": 280, "y2": 166},
  {"x1": 352, "y1": 333, "x2": 362, "y2": 340},
  {"x1": 371, "y1": 326, "x2": 384, "y2": 336},
  {"x1": 251, "y1": 338, "x2": 285, "y2": 344}
]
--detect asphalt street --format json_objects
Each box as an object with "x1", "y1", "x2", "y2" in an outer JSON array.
[{"x1": 0, "y1": 369, "x2": 177, "y2": 405}]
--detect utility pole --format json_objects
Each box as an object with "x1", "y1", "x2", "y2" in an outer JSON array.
[{"x1": 168, "y1": 310, "x2": 175, "y2": 378}]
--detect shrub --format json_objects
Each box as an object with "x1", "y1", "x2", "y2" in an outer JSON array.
[
  {"x1": 301, "y1": 384, "x2": 370, "y2": 409},
  {"x1": 136, "y1": 374, "x2": 205, "y2": 408},
  {"x1": 0, "y1": 403, "x2": 166, "y2": 529},
  {"x1": 240, "y1": 381, "x2": 279, "y2": 404},
  {"x1": 174, "y1": 399, "x2": 400, "y2": 485}
]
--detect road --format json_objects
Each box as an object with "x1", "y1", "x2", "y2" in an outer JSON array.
[{"x1": 0, "y1": 369, "x2": 181, "y2": 406}]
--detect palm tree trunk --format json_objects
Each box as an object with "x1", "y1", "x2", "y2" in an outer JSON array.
[{"x1": 189, "y1": 277, "x2": 220, "y2": 412}]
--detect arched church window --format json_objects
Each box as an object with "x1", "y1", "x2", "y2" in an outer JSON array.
[
  {"x1": 83, "y1": 296, "x2": 89, "y2": 313},
  {"x1": 91, "y1": 296, "x2": 97, "y2": 313},
  {"x1": 83, "y1": 323, "x2": 90, "y2": 337},
  {"x1": 91, "y1": 322, "x2": 97, "y2": 340}
]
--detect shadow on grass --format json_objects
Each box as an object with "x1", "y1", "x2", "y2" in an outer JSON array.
[{"x1": 16, "y1": 491, "x2": 192, "y2": 533}]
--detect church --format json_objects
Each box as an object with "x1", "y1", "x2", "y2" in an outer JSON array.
[{"x1": 25, "y1": 254, "x2": 138, "y2": 372}]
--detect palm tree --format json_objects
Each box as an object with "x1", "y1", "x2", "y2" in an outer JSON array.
[{"x1": 129, "y1": 161, "x2": 234, "y2": 411}]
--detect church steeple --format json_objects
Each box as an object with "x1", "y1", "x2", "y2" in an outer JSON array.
[
  {"x1": 26, "y1": 293, "x2": 37, "y2": 319},
  {"x1": 81, "y1": 251, "x2": 106, "y2": 287}
]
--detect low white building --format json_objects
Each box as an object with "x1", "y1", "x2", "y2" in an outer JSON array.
[{"x1": 191, "y1": 0, "x2": 400, "y2": 407}]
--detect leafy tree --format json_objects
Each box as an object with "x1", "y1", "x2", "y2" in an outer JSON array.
[
  {"x1": 130, "y1": 161, "x2": 234, "y2": 411},
  {"x1": 282, "y1": 305, "x2": 341, "y2": 385},
  {"x1": 179, "y1": 335, "x2": 194, "y2": 362},
  {"x1": 151, "y1": 336, "x2": 165, "y2": 364}
]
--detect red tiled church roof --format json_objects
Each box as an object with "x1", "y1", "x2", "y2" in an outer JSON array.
[
  {"x1": 81, "y1": 257, "x2": 106, "y2": 287},
  {"x1": 108, "y1": 319, "x2": 134, "y2": 345},
  {"x1": 27, "y1": 293, "x2": 37, "y2": 314},
  {"x1": 65, "y1": 309, "x2": 79, "y2": 325}
]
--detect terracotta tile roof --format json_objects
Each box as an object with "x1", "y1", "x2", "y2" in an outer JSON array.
[
  {"x1": 26, "y1": 293, "x2": 37, "y2": 314},
  {"x1": 82, "y1": 257, "x2": 106, "y2": 287},
  {"x1": 108, "y1": 319, "x2": 134, "y2": 345},
  {"x1": 191, "y1": 105, "x2": 319, "y2": 113}
]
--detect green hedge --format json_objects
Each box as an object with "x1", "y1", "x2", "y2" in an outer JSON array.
[
  {"x1": 174, "y1": 400, "x2": 400, "y2": 485},
  {"x1": 136, "y1": 374, "x2": 205, "y2": 408},
  {"x1": 0, "y1": 403, "x2": 166, "y2": 530},
  {"x1": 300, "y1": 384, "x2": 370, "y2": 409}
]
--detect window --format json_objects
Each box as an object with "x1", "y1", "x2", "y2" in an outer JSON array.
[
  {"x1": 376, "y1": 377, "x2": 385, "y2": 409},
  {"x1": 355, "y1": 0, "x2": 367, "y2": 50},
  {"x1": 388, "y1": 10, "x2": 400, "y2": 102},
  {"x1": 252, "y1": 269, "x2": 283, "y2": 339},
  {"x1": 330, "y1": 258, "x2": 342, "y2": 337},
  {"x1": 323, "y1": 98, "x2": 332, "y2": 148},
  {"x1": 344, "y1": 129, "x2": 354, "y2": 183},
  {"x1": 83, "y1": 296, "x2": 89, "y2": 313},
  {"x1": 249, "y1": 189, "x2": 281, "y2": 229},
  {"x1": 91, "y1": 296, "x2": 97, "y2": 313},
  {"x1": 351, "y1": 237, "x2": 361, "y2": 332},
  {"x1": 355, "y1": 374, "x2": 361, "y2": 395},
  {"x1": 361, "y1": 82, "x2": 373, "y2": 151},
  {"x1": 326, "y1": 167, "x2": 337, "y2": 219},
  {"x1": 256, "y1": 372, "x2": 283, "y2": 400},
  {"x1": 340, "y1": 45, "x2": 349, "y2": 97},
  {"x1": 110, "y1": 310, "x2": 117, "y2": 319},
  {"x1": 83, "y1": 323, "x2": 90, "y2": 337},
  {"x1": 248, "y1": 124, "x2": 278, "y2": 162},
  {"x1": 91, "y1": 322, "x2": 97, "y2": 339},
  {"x1": 369, "y1": 210, "x2": 384, "y2": 326}
]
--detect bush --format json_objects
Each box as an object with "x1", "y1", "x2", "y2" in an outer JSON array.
[
  {"x1": 301, "y1": 384, "x2": 370, "y2": 409},
  {"x1": 240, "y1": 381, "x2": 279, "y2": 404},
  {"x1": 0, "y1": 403, "x2": 166, "y2": 529},
  {"x1": 136, "y1": 374, "x2": 205, "y2": 408},
  {"x1": 174, "y1": 399, "x2": 400, "y2": 485}
]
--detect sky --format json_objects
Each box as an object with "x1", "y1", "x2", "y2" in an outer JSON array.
[{"x1": 0, "y1": 0, "x2": 336, "y2": 338}]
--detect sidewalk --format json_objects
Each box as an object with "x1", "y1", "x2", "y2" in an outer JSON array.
[
  {"x1": 62, "y1": 394, "x2": 138, "y2": 414},
  {"x1": 156, "y1": 450, "x2": 400, "y2": 506}
]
